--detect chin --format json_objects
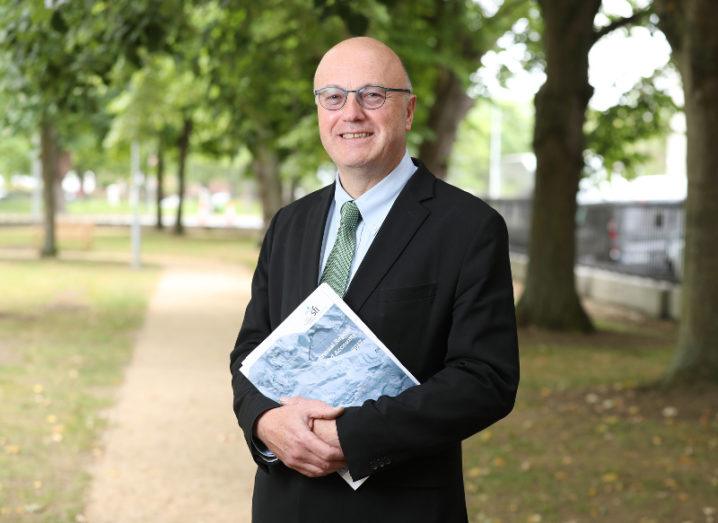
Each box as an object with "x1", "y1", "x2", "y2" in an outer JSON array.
[{"x1": 332, "y1": 153, "x2": 374, "y2": 171}]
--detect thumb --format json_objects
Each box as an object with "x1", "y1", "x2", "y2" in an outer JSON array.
[{"x1": 308, "y1": 404, "x2": 345, "y2": 419}]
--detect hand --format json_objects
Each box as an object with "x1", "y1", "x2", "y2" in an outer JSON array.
[
  {"x1": 313, "y1": 418, "x2": 342, "y2": 451},
  {"x1": 255, "y1": 397, "x2": 346, "y2": 477}
]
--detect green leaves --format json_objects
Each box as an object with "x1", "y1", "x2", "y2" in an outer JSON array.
[
  {"x1": 0, "y1": 0, "x2": 188, "y2": 127},
  {"x1": 585, "y1": 68, "x2": 679, "y2": 178},
  {"x1": 49, "y1": 10, "x2": 68, "y2": 33}
]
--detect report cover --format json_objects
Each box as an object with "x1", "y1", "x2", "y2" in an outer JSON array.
[{"x1": 240, "y1": 282, "x2": 419, "y2": 489}]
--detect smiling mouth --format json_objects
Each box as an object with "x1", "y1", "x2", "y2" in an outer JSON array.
[{"x1": 340, "y1": 132, "x2": 373, "y2": 139}]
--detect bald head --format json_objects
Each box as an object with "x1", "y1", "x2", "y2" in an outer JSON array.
[
  {"x1": 314, "y1": 37, "x2": 412, "y2": 91},
  {"x1": 313, "y1": 36, "x2": 417, "y2": 194}
]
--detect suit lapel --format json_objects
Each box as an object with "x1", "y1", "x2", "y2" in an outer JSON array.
[
  {"x1": 298, "y1": 183, "x2": 335, "y2": 302},
  {"x1": 344, "y1": 161, "x2": 435, "y2": 312}
]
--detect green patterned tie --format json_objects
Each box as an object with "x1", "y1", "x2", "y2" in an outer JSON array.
[{"x1": 321, "y1": 200, "x2": 362, "y2": 296}]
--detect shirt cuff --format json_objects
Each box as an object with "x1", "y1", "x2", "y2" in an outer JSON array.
[{"x1": 252, "y1": 437, "x2": 278, "y2": 463}]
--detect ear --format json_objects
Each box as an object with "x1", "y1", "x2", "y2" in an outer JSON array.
[{"x1": 404, "y1": 95, "x2": 417, "y2": 131}]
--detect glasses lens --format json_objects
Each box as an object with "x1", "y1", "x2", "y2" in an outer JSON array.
[
  {"x1": 358, "y1": 86, "x2": 386, "y2": 109},
  {"x1": 318, "y1": 88, "x2": 347, "y2": 110}
]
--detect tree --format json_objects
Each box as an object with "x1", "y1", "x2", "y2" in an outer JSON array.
[
  {"x1": 199, "y1": 0, "x2": 529, "y2": 225},
  {"x1": 105, "y1": 49, "x2": 205, "y2": 233},
  {"x1": 196, "y1": 1, "x2": 528, "y2": 225},
  {"x1": 0, "y1": 3, "x2": 85, "y2": 256},
  {"x1": 200, "y1": 1, "x2": 352, "y2": 227},
  {"x1": 516, "y1": 0, "x2": 651, "y2": 331},
  {"x1": 654, "y1": 0, "x2": 718, "y2": 382},
  {"x1": 378, "y1": 0, "x2": 530, "y2": 179},
  {"x1": 0, "y1": 0, "x2": 186, "y2": 255}
]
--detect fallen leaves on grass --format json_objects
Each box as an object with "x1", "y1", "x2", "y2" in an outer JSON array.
[
  {"x1": 662, "y1": 406, "x2": 678, "y2": 418},
  {"x1": 493, "y1": 457, "x2": 506, "y2": 468},
  {"x1": 467, "y1": 466, "x2": 490, "y2": 478},
  {"x1": 3, "y1": 444, "x2": 20, "y2": 454},
  {"x1": 601, "y1": 472, "x2": 619, "y2": 483}
]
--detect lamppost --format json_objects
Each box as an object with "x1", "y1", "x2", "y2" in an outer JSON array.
[{"x1": 130, "y1": 141, "x2": 142, "y2": 268}]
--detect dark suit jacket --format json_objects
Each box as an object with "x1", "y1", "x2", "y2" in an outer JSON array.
[{"x1": 230, "y1": 160, "x2": 519, "y2": 523}]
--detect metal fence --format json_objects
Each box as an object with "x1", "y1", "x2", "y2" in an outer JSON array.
[{"x1": 489, "y1": 199, "x2": 685, "y2": 283}]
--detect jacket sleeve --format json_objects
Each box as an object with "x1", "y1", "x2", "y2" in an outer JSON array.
[
  {"x1": 336, "y1": 210, "x2": 520, "y2": 480},
  {"x1": 229, "y1": 211, "x2": 282, "y2": 470}
]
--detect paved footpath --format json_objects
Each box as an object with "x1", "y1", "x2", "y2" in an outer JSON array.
[{"x1": 84, "y1": 266, "x2": 257, "y2": 523}]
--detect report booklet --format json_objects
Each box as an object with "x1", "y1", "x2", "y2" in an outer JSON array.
[{"x1": 240, "y1": 282, "x2": 419, "y2": 489}]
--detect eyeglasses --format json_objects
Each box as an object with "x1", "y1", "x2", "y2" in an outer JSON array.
[{"x1": 313, "y1": 85, "x2": 412, "y2": 110}]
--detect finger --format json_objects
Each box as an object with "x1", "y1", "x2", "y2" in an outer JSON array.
[
  {"x1": 281, "y1": 424, "x2": 340, "y2": 463},
  {"x1": 305, "y1": 404, "x2": 344, "y2": 419},
  {"x1": 300, "y1": 431, "x2": 345, "y2": 462},
  {"x1": 325, "y1": 461, "x2": 348, "y2": 474},
  {"x1": 282, "y1": 441, "x2": 340, "y2": 473},
  {"x1": 284, "y1": 398, "x2": 343, "y2": 421},
  {"x1": 287, "y1": 460, "x2": 327, "y2": 478},
  {"x1": 282, "y1": 424, "x2": 341, "y2": 464}
]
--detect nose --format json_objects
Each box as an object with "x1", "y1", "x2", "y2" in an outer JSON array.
[{"x1": 342, "y1": 92, "x2": 366, "y2": 121}]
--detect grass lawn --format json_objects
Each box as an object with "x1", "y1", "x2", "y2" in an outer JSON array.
[
  {"x1": 463, "y1": 310, "x2": 717, "y2": 523},
  {"x1": 0, "y1": 225, "x2": 260, "y2": 269},
  {"x1": 0, "y1": 225, "x2": 715, "y2": 522},
  {"x1": 0, "y1": 259, "x2": 159, "y2": 522},
  {"x1": 0, "y1": 194, "x2": 261, "y2": 218},
  {"x1": 0, "y1": 226, "x2": 259, "y2": 521}
]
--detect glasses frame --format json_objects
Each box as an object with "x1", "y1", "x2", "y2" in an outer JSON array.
[{"x1": 313, "y1": 84, "x2": 413, "y2": 111}]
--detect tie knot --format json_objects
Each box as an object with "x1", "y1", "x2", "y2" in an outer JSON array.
[{"x1": 340, "y1": 200, "x2": 361, "y2": 229}]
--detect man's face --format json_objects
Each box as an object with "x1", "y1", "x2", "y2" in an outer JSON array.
[{"x1": 314, "y1": 42, "x2": 416, "y2": 178}]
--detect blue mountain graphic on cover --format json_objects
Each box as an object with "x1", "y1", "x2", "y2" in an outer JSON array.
[{"x1": 247, "y1": 305, "x2": 415, "y2": 407}]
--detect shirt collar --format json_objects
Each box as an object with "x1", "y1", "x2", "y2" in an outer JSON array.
[{"x1": 333, "y1": 151, "x2": 416, "y2": 231}]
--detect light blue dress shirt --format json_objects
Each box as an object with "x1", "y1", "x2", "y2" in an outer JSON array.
[
  {"x1": 319, "y1": 151, "x2": 417, "y2": 283},
  {"x1": 254, "y1": 151, "x2": 417, "y2": 462}
]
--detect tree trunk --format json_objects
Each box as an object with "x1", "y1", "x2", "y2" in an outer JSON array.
[
  {"x1": 418, "y1": 66, "x2": 474, "y2": 179},
  {"x1": 174, "y1": 117, "x2": 193, "y2": 236},
  {"x1": 515, "y1": 0, "x2": 600, "y2": 332},
  {"x1": 655, "y1": 0, "x2": 718, "y2": 382},
  {"x1": 77, "y1": 168, "x2": 86, "y2": 199},
  {"x1": 40, "y1": 118, "x2": 58, "y2": 258},
  {"x1": 155, "y1": 141, "x2": 165, "y2": 230},
  {"x1": 55, "y1": 150, "x2": 70, "y2": 213},
  {"x1": 288, "y1": 176, "x2": 300, "y2": 204},
  {"x1": 252, "y1": 141, "x2": 283, "y2": 231}
]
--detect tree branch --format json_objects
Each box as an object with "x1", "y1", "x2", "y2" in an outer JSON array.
[{"x1": 592, "y1": 8, "x2": 651, "y2": 44}]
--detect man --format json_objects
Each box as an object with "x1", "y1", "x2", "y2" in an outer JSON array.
[{"x1": 230, "y1": 37, "x2": 519, "y2": 523}]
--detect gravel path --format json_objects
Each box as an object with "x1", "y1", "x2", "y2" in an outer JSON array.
[{"x1": 84, "y1": 266, "x2": 256, "y2": 523}]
